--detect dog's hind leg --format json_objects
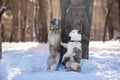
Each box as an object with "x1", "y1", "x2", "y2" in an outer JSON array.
[
  {"x1": 55, "y1": 53, "x2": 60, "y2": 71},
  {"x1": 46, "y1": 56, "x2": 53, "y2": 70},
  {"x1": 47, "y1": 65, "x2": 51, "y2": 70},
  {"x1": 46, "y1": 58, "x2": 51, "y2": 70},
  {"x1": 47, "y1": 64, "x2": 51, "y2": 70}
]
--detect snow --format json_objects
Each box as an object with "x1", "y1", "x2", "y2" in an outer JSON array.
[{"x1": 0, "y1": 41, "x2": 120, "y2": 80}]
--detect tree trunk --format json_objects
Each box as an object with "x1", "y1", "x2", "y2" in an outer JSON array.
[
  {"x1": 33, "y1": 0, "x2": 39, "y2": 41},
  {"x1": 38, "y1": 0, "x2": 49, "y2": 42},
  {"x1": 20, "y1": 0, "x2": 27, "y2": 41},
  {"x1": 0, "y1": 22, "x2": 2, "y2": 59},
  {"x1": 50, "y1": 0, "x2": 61, "y2": 19},
  {"x1": 0, "y1": 1, "x2": 3, "y2": 59},
  {"x1": 0, "y1": 0, "x2": 7, "y2": 59},
  {"x1": 17, "y1": 0, "x2": 22, "y2": 41},
  {"x1": 0, "y1": 0, "x2": 2, "y2": 59},
  {"x1": 9, "y1": 0, "x2": 19, "y2": 42},
  {"x1": 60, "y1": 0, "x2": 94, "y2": 59},
  {"x1": 0, "y1": 20, "x2": 2, "y2": 59}
]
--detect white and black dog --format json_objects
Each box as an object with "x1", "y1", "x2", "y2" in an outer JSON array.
[{"x1": 61, "y1": 29, "x2": 82, "y2": 72}]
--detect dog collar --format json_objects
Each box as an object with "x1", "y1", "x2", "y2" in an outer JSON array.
[
  {"x1": 52, "y1": 27, "x2": 60, "y2": 31},
  {"x1": 70, "y1": 40, "x2": 81, "y2": 42}
]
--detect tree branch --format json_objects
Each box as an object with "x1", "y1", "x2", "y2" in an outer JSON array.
[{"x1": 0, "y1": 0, "x2": 8, "y2": 16}]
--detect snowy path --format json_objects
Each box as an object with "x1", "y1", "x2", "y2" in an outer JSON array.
[{"x1": 0, "y1": 41, "x2": 120, "y2": 80}]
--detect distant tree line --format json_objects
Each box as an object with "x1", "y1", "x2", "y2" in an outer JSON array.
[
  {"x1": 0, "y1": 0, "x2": 61, "y2": 59},
  {"x1": 91, "y1": 0, "x2": 120, "y2": 41},
  {"x1": 103, "y1": 0, "x2": 120, "y2": 41},
  {"x1": 0, "y1": 0, "x2": 120, "y2": 60},
  {"x1": 0, "y1": 0, "x2": 119, "y2": 42},
  {"x1": 0, "y1": 0, "x2": 61, "y2": 43},
  {"x1": 1, "y1": 0, "x2": 48, "y2": 42}
]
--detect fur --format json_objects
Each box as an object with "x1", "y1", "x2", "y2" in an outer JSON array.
[
  {"x1": 61, "y1": 29, "x2": 82, "y2": 72},
  {"x1": 47, "y1": 18, "x2": 61, "y2": 70},
  {"x1": 66, "y1": 61, "x2": 81, "y2": 72},
  {"x1": 73, "y1": 47, "x2": 82, "y2": 63}
]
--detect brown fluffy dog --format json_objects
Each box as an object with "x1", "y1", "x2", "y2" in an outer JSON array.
[{"x1": 47, "y1": 18, "x2": 61, "y2": 70}]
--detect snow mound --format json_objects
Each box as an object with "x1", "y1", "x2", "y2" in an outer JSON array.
[
  {"x1": 18, "y1": 54, "x2": 47, "y2": 73},
  {"x1": 0, "y1": 41, "x2": 120, "y2": 80}
]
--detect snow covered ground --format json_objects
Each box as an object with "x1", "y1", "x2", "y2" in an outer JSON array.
[{"x1": 0, "y1": 41, "x2": 120, "y2": 80}]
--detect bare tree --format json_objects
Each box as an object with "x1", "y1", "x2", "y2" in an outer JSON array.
[
  {"x1": 37, "y1": 0, "x2": 49, "y2": 42},
  {"x1": 17, "y1": 0, "x2": 22, "y2": 41},
  {"x1": 0, "y1": 0, "x2": 7, "y2": 59},
  {"x1": 9, "y1": 0, "x2": 19, "y2": 42},
  {"x1": 103, "y1": 0, "x2": 120, "y2": 41},
  {"x1": 103, "y1": 0, "x2": 112, "y2": 42}
]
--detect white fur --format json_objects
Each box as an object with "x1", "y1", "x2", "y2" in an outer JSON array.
[
  {"x1": 61, "y1": 29, "x2": 82, "y2": 59},
  {"x1": 65, "y1": 42, "x2": 81, "y2": 53},
  {"x1": 66, "y1": 61, "x2": 81, "y2": 72},
  {"x1": 70, "y1": 62, "x2": 80, "y2": 71},
  {"x1": 48, "y1": 31, "x2": 61, "y2": 46},
  {"x1": 61, "y1": 29, "x2": 82, "y2": 72},
  {"x1": 62, "y1": 42, "x2": 82, "y2": 64},
  {"x1": 69, "y1": 29, "x2": 81, "y2": 41}
]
